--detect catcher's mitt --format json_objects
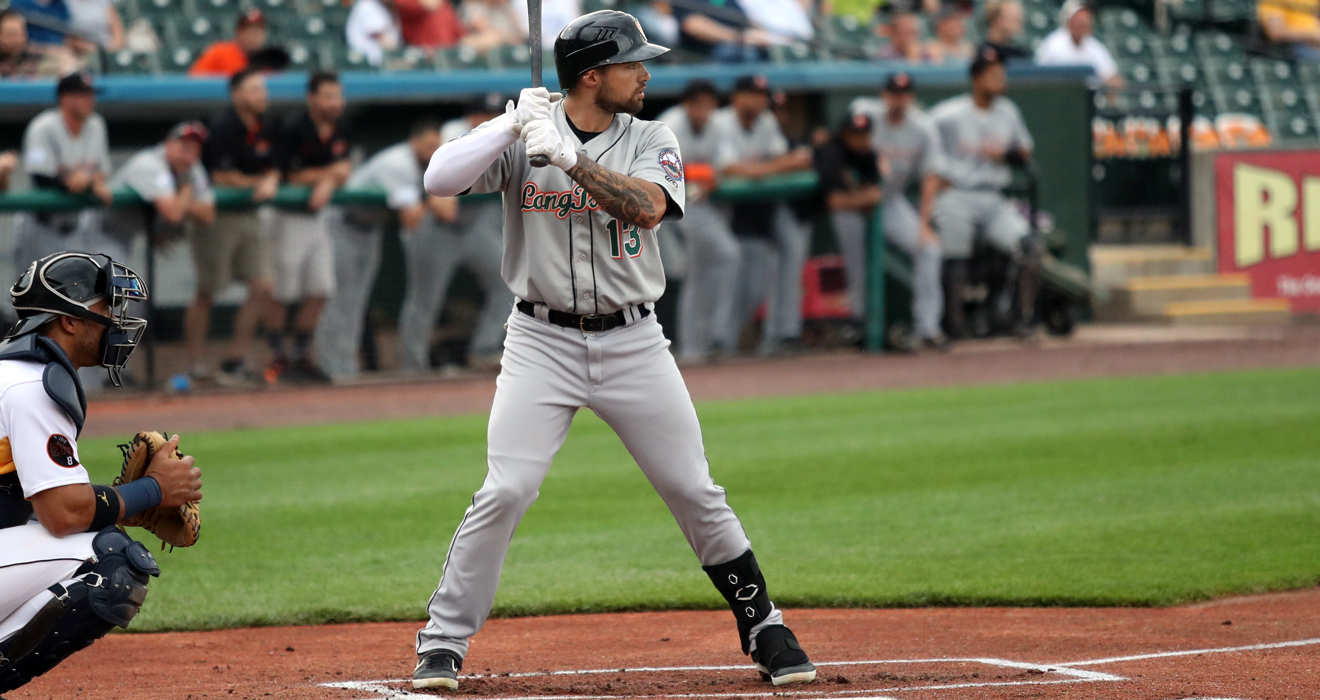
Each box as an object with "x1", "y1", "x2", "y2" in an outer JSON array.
[{"x1": 115, "y1": 431, "x2": 201, "y2": 549}]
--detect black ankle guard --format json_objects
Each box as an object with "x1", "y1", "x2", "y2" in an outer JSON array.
[
  {"x1": 702, "y1": 550, "x2": 773, "y2": 654},
  {"x1": 750, "y1": 624, "x2": 809, "y2": 670}
]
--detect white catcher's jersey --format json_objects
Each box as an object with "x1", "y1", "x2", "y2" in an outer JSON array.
[
  {"x1": 0, "y1": 360, "x2": 87, "y2": 500},
  {"x1": 465, "y1": 102, "x2": 687, "y2": 315}
]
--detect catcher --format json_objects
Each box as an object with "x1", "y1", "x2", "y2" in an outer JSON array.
[{"x1": 0, "y1": 252, "x2": 202, "y2": 695}]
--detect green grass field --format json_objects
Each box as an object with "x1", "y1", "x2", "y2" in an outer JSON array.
[{"x1": 80, "y1": 367, "x2": 1320, "y2": 632}]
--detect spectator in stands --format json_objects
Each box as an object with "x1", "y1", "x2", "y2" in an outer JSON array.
[
  {"x1": 712, "y1": 75, "x2": 815, "y2": 355},
  {"x1": 9, "y1": 0, "x2": 77, "y2": 71},
  {"x1": 930, "y1": 47, "x2": 1041, "y2": 339},
  {"x1": 98, "y1": 121, "x2": 216, "y2": 265},
  {"x1": 65, "y1": 0, "x2": 124, "y2": 61},
  {"x1": 268, "y1": 71, "x2": 350, "y2": 384},
  {"x1": 315, "y1": 120, "x2": 440, "y2": 379},
  {"x1": 636, "y1": 0, "x2": 680, "y2": 48},
  {"x1": 1258, "y1": 0, "x2": 1320, "y2": 62},
  {"x1": 927, "y1": 6, "x2": 973, "y2": 63},
  {"x1": 197, "y1": 68, "x2": 280, "y2": 386},
  {"x1": 189, "y1": 9, "x2": 269, "y2": 77},
  {"x1": 674, "y1": 0, "x2": 811, "y2": 62},
  {"x1": 396, "y1": 0, "x2": 464, "y2": 53},
  {"x1": 875, "y1": 7, "x2": 933, "y2": 63},
  {"x1": 982, "y1": 0, "x2": 1030, "y2": 60},
  {"x1": 347, "y1": 0, "x2": 401, "y2": 66},
  {"x1": 459, "y1": 0, "x2": 524, "y2": 52},
  {"x1": 826, "y1": 0, "x2": 883, "y2": 25},
  {"x1": 1034, "y1": 0, "x2": 1121, "y2": 87},
  {"x1": 0, "y1": 10, "x2": 48, "y2": 77},
  {"x1": 515, "y1": 0, "x2": 580, "y2": 49}
]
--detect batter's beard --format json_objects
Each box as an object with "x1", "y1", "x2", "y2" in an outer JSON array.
[{"x1": 596, "y1": 84, "x2": 644, "y2": 115}]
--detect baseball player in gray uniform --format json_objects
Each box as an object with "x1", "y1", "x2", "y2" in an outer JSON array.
[
  {"x1": 930, "y1": 47, "x2": 1041, "y2": 337},
  {"x1": 412, "y1": 10, "x2": 815, "y2": 691},
  {"x1": 99, "y1": 122, "x2": 217, "y2": 264},
  {"x1": 657, "y1": 80, "x2": 740, "y2": 363},
  {"x1": 313, "y1": 121, "x2": 443, "y2": 379},
  {"x1": 850, "y1": 72, "x2": 946, "y2": 348},
  {"x1": 397, "y1": 94, "x2": 513, "y2": 372},
  {"x1": 710, "y1": 75, "x2": 814, "y2": 356},
  {"x1": 15, "y1": 72, "x2": 112, "y2": 269}
]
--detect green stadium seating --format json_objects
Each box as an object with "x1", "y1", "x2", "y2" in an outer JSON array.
[
  {"x1": 106, "y1": 48, "x2": 159, "y2": 74},
  {"x1": 768, "y1": 43, "x2": 817, "y2": 64},
  {"x1": 489, "y1": 44, "x2": 530, "y2": 70},
  {"x1": 285, "y1": 41, "x2": 317, "y2": 69},
  {"x1": 433, "y1": 45, "x2": 487, "y2": 71}
]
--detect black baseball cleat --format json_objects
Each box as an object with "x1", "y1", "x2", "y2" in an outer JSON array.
[
  {"x1": 751, "y1": 625, "x2": 816, "y2": 686},
  {"x1": 413, "y1": 649, "x2": 462, "y2": 690}
]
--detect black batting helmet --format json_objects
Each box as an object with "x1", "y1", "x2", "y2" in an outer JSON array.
[
  {"x1": 554, "y1": 10, "x2": 668, "y2": 90},
  {"x1": 7, "y1": 252, "x2": 149, "y2": 386}
]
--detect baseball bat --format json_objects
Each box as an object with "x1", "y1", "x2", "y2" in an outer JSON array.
[{"x1": 527, "y1": 0, "x2": 550, "y2": 168}]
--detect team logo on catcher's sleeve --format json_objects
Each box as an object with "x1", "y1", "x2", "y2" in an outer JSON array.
[
  {"x1": 47, "y1": 434, "x2": 79, "y2": 468},
  {"x1": 658, "y1": 149, "x2": 684, "y2": 183}
]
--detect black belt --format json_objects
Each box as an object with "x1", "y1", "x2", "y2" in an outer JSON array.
[{"x1": 516, "y1": 300, "x2": 649, "y2": 332}]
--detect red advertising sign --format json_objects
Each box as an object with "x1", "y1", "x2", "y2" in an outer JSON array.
[{"x1": 1215, "y1": 149, "x2": 1320, "y2": 311}]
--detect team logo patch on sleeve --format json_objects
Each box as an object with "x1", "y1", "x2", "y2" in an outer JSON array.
[
  {"x1": 47, "y1": 435, "x2": 79, "y2": 468},
  {"x1": 658, "y1": 149, "x2": 684, "y2": 183}
]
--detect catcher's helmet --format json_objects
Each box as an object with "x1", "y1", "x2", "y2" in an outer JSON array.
[
  {"x1": 7, "y1": 252, "x2": 149, "y2": 386},
  {"x1": 554, "y1": 10, "x2": 668, "y2": 90}
]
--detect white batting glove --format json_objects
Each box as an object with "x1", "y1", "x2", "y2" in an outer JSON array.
[
  {"x1": 515, "y1": 87, "x2": 563, "y2": 127},
  {"x1": 499, "y1": 100, "x2": 523, "y2": 138},
  {"x1": 522, "y1": 119, "x2": 578, "y2": 170}
]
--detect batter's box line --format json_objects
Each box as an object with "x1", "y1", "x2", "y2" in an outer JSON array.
[{"x1": 321, "y1": 658, "x2": 1119, "y2": 700}]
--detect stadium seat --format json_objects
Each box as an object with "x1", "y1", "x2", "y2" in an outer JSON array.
[
  {"x1": 381, "y1": 46, "x2": 430, "y2": 71},
  {"x1": 164, "y1": 43, "x2": 198, "y2": 71},
  {"x1": 433, "y1": 45, "x2": 486, "y2": 70},
  {"x1": 106, "y1": 48, "x2": 159, "y2": 74},
  {"x1": 768, "y1": 43, "x2": 816, "y2": 63},
  {"x1": 285, "y1": 41, "x2": 317, "y2": 69},
  {"x1": 489, "y1": 43, "x2": 530, "y2": 69},
  {"x1": 322, "y1": 42, "x2": 372, "y2": 70}
]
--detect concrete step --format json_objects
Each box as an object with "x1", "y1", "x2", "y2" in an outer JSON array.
[
  {"x1": 1100, "y1": 273, "x2": 1252, "y2": 320},
  {"x1": 1090, "y1": 245, "x2": 1216, "y2": 291},
  {"x1": 1163, "y1": 298, "x2": 1293, "y2": 326}
]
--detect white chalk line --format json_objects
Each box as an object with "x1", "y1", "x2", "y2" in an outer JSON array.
[
  {"x1": 320, "y1": 657, "x2": 1118, "y2": 700},
  {"x1": 1054, "y1": 636, "x2": 1320, "y2": 667},
  {"x1": 319, "y1": 636, "x2": 1319, "y2": 700}
]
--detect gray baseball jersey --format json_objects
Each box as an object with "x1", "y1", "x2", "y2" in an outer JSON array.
[
  {"x1": 851, "y1": 98, "x2": 943, "y2": 201},
  {"x1": 710, "y1": 107, "x2": 789, "y2": 169},
  {"x1": 929, "y1": 94, "x2": 1033, "y2": 190},
  {"x1": 657, "y1": 105, "x2": 724, "y2": 165},
  {"x1": 22, "y1": 108, "x2": 111, "y2": 183},
  {"x1": 104, "y1": 144, "x2": 214, "y2": 238},
  {"x1": 464, "y1": 101, "x2": 686, "y2": 314}
]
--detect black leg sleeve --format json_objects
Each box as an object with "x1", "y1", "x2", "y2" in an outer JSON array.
[{"x1": 702, "y1": 549, "x2": 774, "y2": 654}]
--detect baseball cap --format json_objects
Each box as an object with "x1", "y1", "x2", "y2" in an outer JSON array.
[
  {"x1": 1058, "y1": 0, "x2": 1091, "y2": 25},
  {"x1": 970, "y1": 45, "x2": 1004, "y2": 78},
  {"x1": 883, "y1": 71, "x2": 915, "y2": 93},
  {"x1": 167, "y1": 120, "x2": 210, "y2": 144},
  {"x1": 732, "y1": 74, "x2": 770, "y2": 95},
  {"x1": 236, "y1": 8, "x2": 265, "y2": 29},
  {"x1": 56, "y1": 71, "x2": 95, "y2": 96},
  {"x1": 840, "y1": 112, "x2": 873, "y2": 133},
  {"x1": 680, "y1": 79, "x2": 719, "y2": 102}
]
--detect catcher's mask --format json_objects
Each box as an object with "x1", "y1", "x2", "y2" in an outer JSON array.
[{"x1": 6, "y1": 252, "x2": 149, "y2": 387}]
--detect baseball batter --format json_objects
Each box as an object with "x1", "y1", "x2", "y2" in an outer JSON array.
[
  {"x1": 0, "y1": 252, "x2": 202, "y2": 694},
  {"x1": 657, "y1": 80, "x2": 740, "y2": 363},
  {"x1": 412, "y1": 10, "x2": 815, "y2": 691},
  {"x1": 929, "y1": 47, "x2": 1041, "y2": 337},
  {"x1": 850, "y1": 72, "x2": 946, "y2": 348}
]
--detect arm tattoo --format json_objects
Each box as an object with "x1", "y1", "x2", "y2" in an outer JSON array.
[{"x1": 565, "y1": 153, "x2": 666, "y2": 229}]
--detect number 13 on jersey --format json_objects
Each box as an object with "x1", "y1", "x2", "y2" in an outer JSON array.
[{"x1": 607, "y1": 220, "x2": 642, "y2": 259}]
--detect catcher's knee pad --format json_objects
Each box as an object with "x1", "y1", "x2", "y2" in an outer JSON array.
[
  {"x1": 702, "y1": 550, "x2": 774, "y2": 654},
  {"x1": 0, "y1": 528, "x2": 159, "y2": 693}
]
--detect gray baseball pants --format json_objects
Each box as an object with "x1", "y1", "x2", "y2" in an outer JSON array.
[
  {"x1": 831, "y1": 198, "x2": 944, "y2": 339},
  {"x1": 416, "y1": 307, "x2": 781, "y2": 658},
  {"x1": 932, "y1": 190, "x2": 1030, "y2": 259},
  {"x1": 726, "y1": 205, "x2": 809, "y2": 354},
  {"x1": 314, "y1": 212, "x2": 382, "y2": 380},
  {"x1": 675, "y1": 201, "x2": 740, "y2": 361},
  {"x1": 397, "y1": 204, "x2": 511, "y2": 371}
]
